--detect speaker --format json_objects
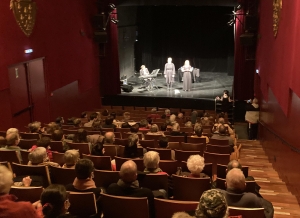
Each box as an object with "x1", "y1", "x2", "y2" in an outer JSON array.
[
  {"x1": 94, "y1": 31, "x2": 108, "y2": 43},
  {"x1": 121, "y1": 85, "x2": 133, "y2": 92},
  {"x1": 240, "y1": 33, "x2": 256, "y2": 46}
]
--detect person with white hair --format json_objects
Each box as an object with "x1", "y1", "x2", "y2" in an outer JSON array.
[
  {"x1": 165, "y1": 109, "x2": 171, "y2": 117},
  {"x1": 62, "y1": 150, "x2": 80, "y2": 168},
  {"x1": 245, "y1": 98, "x2": 260, "y2": 140},
  {"x1": 169, "y1": 114, "x2": 177, "y2": 125},
  {"x1": 182, "y1": 155, "x2": 208, "y2": 178},
  {"x1": 143, "y1": 151, "x2": 166, "y2": 174},
  {"x1": 28, "y1": 147, "x2": 60, "y2": 167},
  {"x1": 146, "y1": 124, "x2": 164, "y2": 136},
  {"x1": 6, "y1": 128, "x2": 19, "y2": 136},
  {"x1": 0, "y1": 165, "x2": 39, "y2": 217}
]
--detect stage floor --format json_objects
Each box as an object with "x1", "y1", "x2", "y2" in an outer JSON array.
[{"x1": 121, "y1": 71, "x2": 233, "y2": 99}]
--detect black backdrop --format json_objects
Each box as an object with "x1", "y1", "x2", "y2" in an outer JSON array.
[{"x1": 135, "y1": 6, "x2": 234, "y2": 74}]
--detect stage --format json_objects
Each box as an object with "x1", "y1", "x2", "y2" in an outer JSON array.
[{"x1": 102, "y1": 71, "x2": 233, "y2": 110}]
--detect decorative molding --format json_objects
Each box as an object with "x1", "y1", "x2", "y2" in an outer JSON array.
[
  {"x1": 273, "y1": 0, "x2": 282, "y2": 37},
  {"x1": 10, "y1": 0, "x2": 37, "y2": 37}
]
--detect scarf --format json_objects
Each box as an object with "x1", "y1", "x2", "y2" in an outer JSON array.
[
  {"x1": 73, "y1": 177, "x2": 96, "y2": 190},
  {"x1": 144, "y1": 168, "x2": 163, "y2": 173},
  {"x1": 117, "y1": 179, "x2": 139, "y2": 189}
]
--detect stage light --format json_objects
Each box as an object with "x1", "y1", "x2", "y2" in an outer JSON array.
[
  {"x1": 227, "y1": 19, "x2": 235, "y2": 26},
  {"x1": 110, "y1": 18, "x2": 119, "y2": 24},
  {"x1": 236, "y1": 4, "x2": 242, "y2": 10},
  {"x1": 108, "y1": 3, "x2": 116, "y2": 11},
  {"x1": 24, "y1": 49, "x2": 33, "y2": 54},
  {"x1": 256, "y1": 69, "x2": 259, "y2": 74}
]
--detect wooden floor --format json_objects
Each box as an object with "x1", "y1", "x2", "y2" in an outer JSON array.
[{"x1": 239, "y1": 139, "x2": 300, "y2": 218}]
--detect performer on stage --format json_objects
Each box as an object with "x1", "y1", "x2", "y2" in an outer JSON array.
[
  {"x1": 164, "y1": 57, "x2": 175, "y2": 89},
  {"x1": 139, "y1": 65, "x2": 150, "y2": 89},
  {"x1": 181, "y1": 60, "x2": 193, "y2": 91}
]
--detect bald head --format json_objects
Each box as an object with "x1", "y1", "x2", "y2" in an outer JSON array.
[
  {"x1": 218, "y1": 118, "x2": 225, "y2": 124},
  {"x1": 120, "y1": 160, "x2": 137, "y2": 183},
  {"x1": 226, "y1": 168, "x2": 246, "y2": 191},
  {"x1": 104, "y1": 132, "x2": 115, "y2": 144},
  {"x1": 0, "y1": 165, "x2": 13, "y2": 194}
]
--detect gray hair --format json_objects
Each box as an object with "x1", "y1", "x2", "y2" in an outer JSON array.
[
  {"x1": 143, "y1": 151, "x2": 160, "y2": 169},
  {"x1": 150, "y1": 124, "x2": 159, "y2": 133},
  {"x1": 185, "y1": 121, "x2": 192, "y2": 127},
  {"x1": 187, "y1": 155, "x2": 205, "y2": 176},
  {"x1": 172, "y1": 123, "x2": 180, "y2": 131},
  {"x1": 64, "y1": 150, "x2": 80, "y2": 166},
  {"x1": 29, "y1": 147, "x2": 47, "y2": 164},
  {"x1": 226, "y1": 168, "x2": 246, "y2": 191},
  {"x1": 169, "y1": 114, "x2": 176, "y2": 123},
  {"x1": 6, "y1": 128, "x2": 19, "y2": 135},
  {"x1": 165, "y1": 109, "x2": 170, "y2": 115}
]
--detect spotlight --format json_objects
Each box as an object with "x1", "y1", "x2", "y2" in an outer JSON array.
[
  {"x1": 110, "y1": 18, "x2": 119, "y2": 24},
  {"x1": 227, "y1": 19, "x2": 235, "y2": 26},
  {"x1": 108, "y1": 3, "x2": 116, "y2": 11},
  {"x1": 236, "y1": 4, "x2": 242, "y2": 10}
]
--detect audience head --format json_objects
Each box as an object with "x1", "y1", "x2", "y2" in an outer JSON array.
[
  {"x1": 139, "y1": 119, "x2": 149, "y2": 128},
  {"x1": 29, "y1": 147, "x2": 47, "y2": 164},
  {"x1": 73, "y1": 118, "x2": 82, "y2": 127},
  {"x1": 120, "y1": 160, "x2": 137, "y2": 183},
  {"x1": 121, "y1": 122, "x2": 131, "y2": 128},
  {"x1": 102, "y1": 109, "x2": 109, "y2": 116},
  {"x1": 218, "y1": 118, "x2": 225, "y2": 125},
  {"x1": 160, "y1": 123, "x2": 167, "y2": 131},
  {"x1": 73, "y1": 128, "x2": 87, "y2": 143},
  {"x1": 46, "y1": 122, "x2": 59, "y2": 134},
  {"x1": 0, "y1": 165, "x2": 13, "y2": 194},
  {"x1": 187, "y1": 155, "x2": 205, "y2": 176},
  {"x1": 104, "y1": 132, "x2": 115, "y2": 144},
  {"x1": 125, "y1": 134, "x2": 139, "y2": 158},
  {"x1": 195, "y1": 189, "x2": 228, "y2": 218},
  {"x1": 6, "y1": 128, "x2": 19, "y2": 136},
  {"x1": 37, "y1": 137, "x2": 51, "y2": 149},
  {"x1": 158, "y1": 136, "x2": 168, "y2": 148},
  {"x1": 172, "y1": 123, "x2": 180, "y2": 131},
  {"x1": 28, "y1": 121, "x2": 42, "y2": 133},
  {"x1": 66, "y1": 117, "x2": 76, "y2": 125},
  {"x1": 150, "y1": 124, "x2": 159, "y2": 133},
  {"x1": 218, "y1": 125, "x2": 227, "y2": 135},
  {"x1": 151, "y1": 108, "x2": 157, "y2": 112},
  {"x1": 75, "y1": 159, "x2": 94, "y2": 180},
  {"x1": 64, "y1": 150, "x2": 80, "y2": 168},
  {"x1": 165, "y1": 109, "x2": 171, "y2": 116},
  {"x1": 123, "y1": 112, "x2": 130, "y2": 120},
  {"x1": 105, "y1": 116, "x2": 114, "y2": 125},
  {"x1": 218, "y1": 112, "x2": 225, "y2": 118},
  {"x1": 81, "y1": 111, "x2": 87, "y2": 118},
  {"x1": 110, "y1": 112, "x2": 116, "y2": 119},
  {"x1": 40, "y1": 184, "x2": 70, "y2": 218},
  {"x1": 91, "y1": 120, "x2": 101, "y2": 131},
  {"x1": 5, "y1": 133, "x2": 20, "y2": 146},
  {"x1": 130, "y1": 124, "x2": 139, "y2": 133},
  {"x1": 172, "y1": 212, "x2": 192, "y2": 218},
  {"x1": 194, "y1": 125, "x2": 203, "y2": 137},
  {"x1": 169, "y1": 114, "x2": 176, "y2": 124},
  {"x1": 89, "y1": 113, "x2": 98, "y2": 122},
  {"x1": 55, "y1": 117, "x2": 64, "y2": 125},
  {"x1": 52, "y1": 129, "x2": 64, "y2": 141},
  {"x1": 227, "y1": 160, "x2": 242, "y2": 172},
  {"x1": 143, "y1": 151, "x2": 160, "y2": 169},
  {"x1": 185, "y1": 121, "x2": 192, "y2": 127},
  {"x1": 226, "y1": 168, "x2": 246, "y2": 192},
  {"x1": 253, "y1": 98, "x2": 258, "y2": 104},
  {"x1": 178, "y1": 113, "x2": 183, "y2": 119}
]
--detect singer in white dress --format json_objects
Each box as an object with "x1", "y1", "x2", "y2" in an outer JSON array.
[{"x1": 181, "y1": 60, "x2": 193, "y2": 91}]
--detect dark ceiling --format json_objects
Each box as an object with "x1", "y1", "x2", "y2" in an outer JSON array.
[{"x1": 117, "y1": 0, "x2": 238, "y2": 7}]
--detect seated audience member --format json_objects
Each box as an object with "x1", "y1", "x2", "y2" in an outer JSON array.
[
  {"x1": 0, "y1": 133, "x2": 25, "y2": 161},
  {"x1": 66, "y1": 117, "x2": 76, "y2": 126},
  {"x1": 219, "y1": 168, "x2": 274, "y2": 218},
  {"x1": 128, "y1": 123, "x2": 144, "y2": 139},
  {"x1": 84, "y1": 112, "x2": 98, "y2": 127},
  {"x1": 104, "y1": 132, "x2": 115, "y2": 145},
  {"x1": 121, "y1": 122, "x2": 131, "y2": 128},
  {"x1": 191, "y1": 125, "x2": 209, "y2": 144},
  {"x1": 147, "y1": 108, "x2": 160, "y2": 120},
  {"x1": 181, "y1": 155, "x2": 208, "y2": 178},
  {"x1": 106, "y1": 160, "x2": 154, "y2": 218},
  {"x1": 91, "y1": 138, "x2": 105, "y2": 156},
  {"x1": 190, "y1": 110, "x2": 198, "y2": 125},
  {"x1": 6, "y1": 127, "x2": 19, "y2": 136},
  {"x1": 72, "y1": 129, "x2": 88, "y2": 143},
  {"x1": 139, "y1": 119, "x2": 150, "y2": 130},
  {"x1": 160, "y1": 123, "x2": 167, "y2": 132},
  {"x1": 0, "y1": 165, "x2": 40, "y2": 218},
  {"x1": 45, "y1": 122, "x2": 59, "y2": 135},
  {"x1": 62, "y1": 150, "x2": 80, "y2": 168},
  {"x1": 177, "y1": 112, "x2": 184, "y2": 120},
  {"x1": 147, "y1": 124, "x2": 164, "y2": 135},
  {"x1": 164, "y1": 109, "x2": 171, "y2": 117},
  {"x1": 28, "y1": 147, "x2": 60, "y2": 168},
  {"x1": 66, "y1": 159, "x2": 102, "y2": 198},
  {"x1": 170, "y1": 123, "x2": 186, "y2": 138},
  {"x1": 185, "y1": 121, "x2": 192, "y2": 127},
  {"x1": 29, "y1": 137, "x2": 53, "y2": 161},
  {"x1": 55, "y1": 117, "x2": 64, "y2": 127},
  {"x1": 36, "y1": 184, "x2": 73, "y2": 218},
  {"x1": 158, "y1": 136, "x2": 168, "y2": 148},
  {"x1": 169, "y1": 114, "x2": 176, "y2": 125},
  {"x1": 102, "y1": 109, "x2": 109, "y2": 117},
  {"x1": 143, "y1": 151, "x2": 166, "y2": 174},
  {"x1": 51, "y1": 129, "x2": 70, "y2": 151},
  {"x1": 172, "y1": 189, "x2": 228, "y2": 218},
  {"x1": 147, "y1": 117, "x2": 153, "y2": 126},
  {"x1": 28, "y1": 121, "x2": 44, "y2": 134},
  {"x1": 124, "y1": 134, "x2": 141, "y2": 158},
  {"x1": 102, "y1": 116, "x2": 116, "y2": 131},
  {"x1": 213, "y1": 117, "x2": 235, "y2": 139},
  {"x1": 81, "y1": 111, "x2": 87, "y2": 118},
  {"x1": 73, "y1": 118, "x2": 82, "y2": 128},
  {"x1": 122, "y1": 112, "x2": 131, "y2": 122},
  {"x1": 91, "y1": 120, "x2": 101, "y2": 131}
]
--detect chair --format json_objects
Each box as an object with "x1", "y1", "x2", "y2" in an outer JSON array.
[
  {"x1": 204, "y1": 152, "x2": 230, "y2": 177},
  {"x1": 52, "y1": 152, "x2": 65, "y2": 166},
  {"x1": 41, "y1": 133, "x2": 51, "y2": 138},
  {"x1": 0, "y1": 150, "x2": 20, "y2": 164},
  {"x1": 180, "y1": 127, "x2": 193, "y2": 133},
  {"x1": 147, "y1": 147, "x2": 172, "y2": 160},
  {"x1": 115, "y1": 156, "x2": 144, "y2": 171},
  {"x1": 20, "y1": 150, "x2": 30, "y2": 164},
  {"x1": 154, "y1": 198, "x2": 198, "y2": 218},
  {"x1": 138, "y1": 173, "x2": 168, "y2": 191},
  {"x1": 116, "y1": 145, "x2": 125, "y2": 157},
  {"x1": 68, "y1": 192, "x2": 97, "y2": 217},
  {"x1": 67, "y1": 143, "x2": 90, "y2": 157},
  {"x1": 19, "y1": 132, "x2": 40, "y2": 140},
  {"x1": 82, "y1": 154, "x2": 112, "y2": 170},
  {"x1": 115, "y1": 128, "x2": 130, "y2": 135},
  {"x1": 114, "y1": 138, "x2": 128, "y2": 146},
  {"x1": 181, "y1": 142, "x2": 205, "y2": 153},
  {"x1": 93, "y1": 170, "x2": 119, "y2": 188},
  {"x1": 113, "y1": 132, "x2": 121, "y2": 139},
  {"x1": 101, "y1": 193, "x2": 149, "y2": 218},
  {"x1": 207, "y1": 145, "x2": 232, "y2": 154},
  {"x1": 86, "y1": 130, "x2": 101, "y2": 135},
  {"x1": 209, "y1": 138, "x2": 229, "y2": 145},
  {"x1": 140, "y1": 140, "x2": 156, "y2": 148},
  {"x1": 228, "y1": 207, "x2": 265, "y2": 218},
  {"x1": 12, "y1": 163, "x2": 51, "y2": 187},
  {"x1": 50, "y1": 141, "x2": 65, "y2": 153},
  {"x1": 158, "y1": 160, "x2": 178, "y2": 175},
  {"x1": 168, "y1": 136, "x2": 185, "y2": 143},
  {"x1": 217, "y1": 164, "x2": 249, "y2": 179},
  {"x1": 172, "y1": 174, "x2": 211, "y2": 201},
  {"x1": 174, "y1": 150, "x2": 201, "y2": 162},
  {"x1": 18, "y1": 139, "x2": 37, "y2": 150},
  {"x1": 103, "y1": 145, "x2": 117, "y2": 159},
  {"x1": 9, "y1": 186, "x2": 43, "y2": 203},
  {"x1": 144, "y1": 134, "x2": 162, "y2": 143},
  {"x1": 0, "y1": 161, "x2": 12, "y2": 171},
  {"x1": 168, "y1": 142, "x2": 181, "y2": 150},
  {"x1": 135, "y1": 106, "x2": 145, "y2": 111},
  {"x1": 101, "y1": 128, "x2": 114, "y2": 133},
  {"x1": 50, "y1": 166, "x2": 76, "y2": 185},
  {"x1": 63, "y1": 129, "x2": 78, "y2": 135},
  {"x1": 187, "y1": 136, "x2": 206, "y2": 145},
  {"x1": 122, "y1": 132, "x2": 143, "y2": 140}
]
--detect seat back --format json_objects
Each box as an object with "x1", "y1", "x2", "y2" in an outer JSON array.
[
  {"x1": 18, "y1": 139, "x2": 38, "y2": 150},
  {"x1": 114, "y1": 156, "x2": 144, "y2": 171},
  {"x1": 0, "y1": 161, "x2": 12, "y2": 171},
  {"x1": 187, "y1": 136, "x2": 206, "y2": 145},
  {"x1": 217, "y1": 164, "x2": 249, "y2": 179},
  {"x1": 174, "y1": 150, "x2": 201, "y2": 162},
  {"x1": 20, "y1": 132, "x2": 40, "y2": 140},
  {"x1": 52, "y1": 152, "x2": 65, "y2": 166},
  {"x1": 228, "y1": 207, "x2": 265, "y2": 218},
  {"x1": 180, "y1": 127, "x2": 193, "y2": 133},
  {"x1": 103, "y1": 145, "x2": 117, "y2": 159},
  {"x1": 116, "y1": 145, "x2": 125, "y2": 157},
  {"x1": 12, "y1": 163, "x2": 51, "y2": 187},
  {"x1": 82, "y1": 154, "x2": 112, "y2": 170},
  {"x1": 172, "y1": 174, "x2": 211, "y2": 201},
  {"x1": 158, "y1": 160, "x2": 178, "y2": 175},
  {"x1": 154, "y1": 198, "x2": 198, "y2": 218},
  {"x1": 50, "y1": 166, "x2": 76, "y2": 185},
  {"x1": 144, "y1": 134, "x2": 162, "y2": 143},
  {"x1": 0, "y1": 150, "x2": 20, "y2": 164},
  {"x1": 209, "y1": 138, "x2": 229, "y2": 145},
  {"x1": 123, "y1": 132, "x2": 143, "y2": 140},
  {"x1": 138, "y1": 173, "x2": 168, "y2": 191},
  {"x1": 86, "y1": 130, "x2": 101, "y2": 135},
  {"x1": 101, "y1": 128, "x2": 114, "y2": 132},
  {"x1": 168, "y1": 136, "x2": 185, "y2": 143},
  {"x1": 93, "y1": 170, "x2": 119, "y2": 188},
  {"x1": 168, "y1": 142, "x2": 180, "y2": 150},
  {"x1": 114, "y1": 138, "x2": 128, "y2": 146},
  {"x1": 181, "y1": 142, "x2": 205, "y2": 154},
  {"x1": 68, "y1": 143, "x2": 90, "y2": 157},
  {"x1": 204, "y1": 152, "x2": 230, "y2": 177},
  {"x1": 101, "y1": 193, "x2": 149, "y2": 218},
  {"x1": 9, "y1": 186, "x2": 43, "y2": 203},
  {"x1": 50, "y1": 141, "x2": 64, "y2": 153},
  {"x1": 20, "y1": 150, "x2": 30, "y2": 164},
  {"x1": 115, "y1": 128, "x2": 130, "y2": 135},
  {"x1": 69, "y1": 192, "x2": 97, "y2": 217},
  {"x1": 140, "y1": 140, "x2": 156, "y2": 148},
  {"x1": 147, "y1": 147, "x2": 172, "y2": 160},
  {"x1": 207, "y1": 145, "x2": 232, "y2": 154}
]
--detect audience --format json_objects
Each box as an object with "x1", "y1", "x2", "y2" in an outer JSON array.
[
  {"x1": 29, "y1": 137, "x2": 53, "y2": 161},
  {"x1": 181, "y1": 155, "x2": 208, "y2": 178},
  {"x1": 6, "y1": 127, "x2": 19, "y2": 136},
  {"x1": 212, "y1": 117, "x2": 235, "y2": 139},
  {"x1": 45, "y1": 122, "x2": 59, "y2": 135},
  {"x1": 139, "y1": 119, "x2": 149, "y2": 130},
  {"x1": 55, "y1": 117, "x2": 64, "y2": 127},
  {"x1": 190, "y1": 110, "x2": 198, "y2": 124},
  {"x1": 103, "y1": 132, "x2": 115, "y2": 145},
  {"x1": 245, "y1": 98, "x2": 260, "y2": 140},
  {"x1": 102, "y1": 116, "x2": 116, "y2": 131},
  {"x1": 191, "y1": 125, "x2": 209, "y2": 144},
  {"x1": 72, "y1": 129, "x2": 88, "y2": 143},
  {"x1": 73, "y1": 118, "x2": 82, "y2": 128},
  {"x1": 91, "y1": 136, "x2": 105, "y2": 156},
  {"x1": 28, "y1": 147, "x2": 60, "y2": 168},
  {"x1": 51, "y1": 129, "x2": 70, "y2": 151},
  {"x1": 121, "y1": 122, "x2": 131, "y2": 128},
  {"x1": 62, "y1": 150, "x2": 80, "y2": 168},
  {"x1": 124, "y1": 134, "x2": 140, "y2": 158},
  {"x1": 122, "y1": 112, "x2": 131, "y2": 122},
  {"x1": 146, "y1": 124, "x2": 164, "y2": 135},
  {"x1": 0, "y1": 133, "x2": 25, "y2": 161},
  {"x1": 143, "y1": 151, "x2": 166, "y2": 174},
  {"x1": 84, "y1": 113, "x2": 98, "y2": 127},
  {"x1": 28, "y1": 121, "x2": 44, "y2": 134}
]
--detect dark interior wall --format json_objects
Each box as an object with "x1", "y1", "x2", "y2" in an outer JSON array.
[
  {"x1": 0, "y1": 0, "x2": 101, "y2": 130},
  {"x1": 118, "y1": 6, "x2": 137, "y2": 78}
]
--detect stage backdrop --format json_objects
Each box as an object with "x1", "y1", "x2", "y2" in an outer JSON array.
[{"x1": 135, "y1": 6, "x2": 234, "y2": 75}]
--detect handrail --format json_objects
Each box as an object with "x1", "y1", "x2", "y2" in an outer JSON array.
[{"x1": 259, "y1": 120, "x2": 300, "y2": 153}]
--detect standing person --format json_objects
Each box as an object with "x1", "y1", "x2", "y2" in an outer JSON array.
[
  {"x1": 216, "y1": 90, "x2": 233, "y2": 113},
  {"x1": 245, "y1": 98, "x2": 260, "y2": 140},
  {"x1": 181, "y1": 60, "x2": 193, "y2": 91},
  {"x1": 164, "y1": 57, "x2": 175, "y2": 90}
]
